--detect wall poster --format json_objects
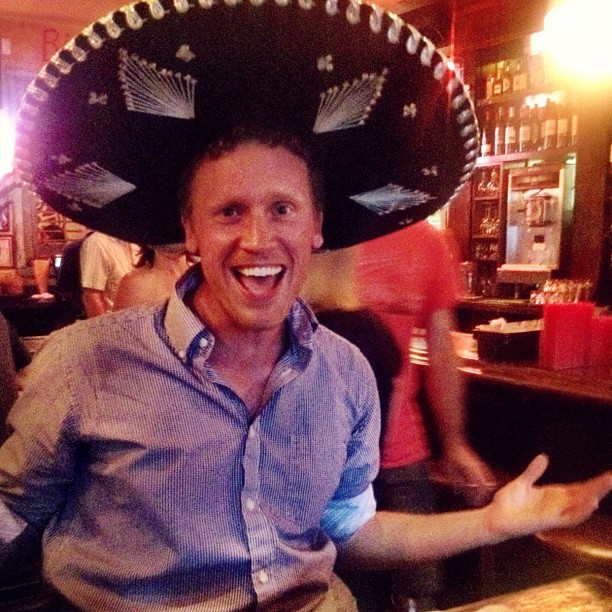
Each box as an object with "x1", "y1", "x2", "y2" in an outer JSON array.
[{"x1": 0, "y1": 236, "x2": 14, "y2": 268}]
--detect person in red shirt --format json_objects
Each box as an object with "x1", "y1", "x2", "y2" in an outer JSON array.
[{"x1": 354, "y1": 220, "x2": 497, "y2": 611}]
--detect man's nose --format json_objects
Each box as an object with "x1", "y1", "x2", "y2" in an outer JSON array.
[{"x1": 240, "y1": 211, "x2": 274, "y2": 249}]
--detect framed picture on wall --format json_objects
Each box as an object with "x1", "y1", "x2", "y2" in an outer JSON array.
[
  {"x1": 0, "y1": 236, "x2": 14, "y2": 268},
  {"x1": 0, "y1": 170, "x2": 21, "y2": 235},
  {"x1": 0, "y1": 200, "x2": 12, "y2": 233}
]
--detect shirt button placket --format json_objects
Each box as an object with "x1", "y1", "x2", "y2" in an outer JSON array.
[{"x1": 241, "y1": 420, "x2": 275, "y2": 600}]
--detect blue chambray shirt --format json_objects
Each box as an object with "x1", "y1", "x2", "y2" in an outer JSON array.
[{"x1": 0, "y1": 266, "x2": 380, "y2": 611}]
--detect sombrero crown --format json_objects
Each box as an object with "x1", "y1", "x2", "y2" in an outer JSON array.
[{"x1": 15, "y1": 0, "x2": 478, "y2": 249}]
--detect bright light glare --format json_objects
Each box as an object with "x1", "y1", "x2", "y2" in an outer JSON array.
[
  {"x1": 0, "y1": 113, "x2": 15, "y2": 175},
  {"x1": 544, "y1": 0, "x2": 612, "y2": 80}
]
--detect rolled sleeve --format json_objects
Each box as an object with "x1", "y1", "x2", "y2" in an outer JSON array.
[{"x1": 321, "y1": 484, "x2": 376, "y2": 543}]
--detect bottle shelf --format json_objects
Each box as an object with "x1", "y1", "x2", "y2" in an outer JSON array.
[
  {"x1": 476, "y1": 146, "x2": 576, "y2": 166},
  {"x1": 476, "y1": 85, "x2": 567, "y2": 108}
]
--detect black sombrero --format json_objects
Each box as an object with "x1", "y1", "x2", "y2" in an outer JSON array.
[{"x1": 15, "y1": 0, "x2": 478, "y2": 249}]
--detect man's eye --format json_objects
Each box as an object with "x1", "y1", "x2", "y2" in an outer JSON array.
[
  {"x1": 274, "y1": 202, "x2": 291, "y2": 215},
  {"x1": 221, "y1": 205, "x2": 241, "y2": 217}
]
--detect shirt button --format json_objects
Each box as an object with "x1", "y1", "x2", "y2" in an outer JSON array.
[
  {"x1": 259, "y1": 570, "x2": 269, "y2": 584},
  {"x1": 246, "y1": 499, "x2": 255, "y2": 511},
  {"x1": 199, "y1": 337, "x2": 208, "y2": 348},
  {"x1": 178, "y1": 350, "x2": 186, "y2": 359},
  {"x1": 248, "y1": 428, "x2": 255, "y2": 439}
]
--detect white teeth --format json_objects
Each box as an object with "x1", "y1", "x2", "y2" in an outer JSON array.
[{"x1": 239, "y1": 266, "x2": 282, "y2": 278}]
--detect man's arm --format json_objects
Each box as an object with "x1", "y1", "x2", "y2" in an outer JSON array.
[
  {"x1": 426, "y1": 307, "x2": 497, "y2": 505},
  {"x1": 82, "y1": 287, "x2": 108, "y2": 317},
  {"x1": 337, "y1": 454, "x2": 612, "y2": 570}
]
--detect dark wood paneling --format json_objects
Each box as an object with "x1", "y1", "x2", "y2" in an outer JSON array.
[{"x1": 452, "y1": 0, "x2": 549, "y2": 54}]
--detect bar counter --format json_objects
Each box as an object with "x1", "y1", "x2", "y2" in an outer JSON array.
[
  {"x1": 414, "y1": 350, "x2": 611, "y2": 607},
  {"x1": 465, "y1": 361, "x2": 611, "y2": 513},
  {"x1": 412, "y1": 346, "x2": 611, "y2": 493},
  {"x1": 459, "y1": 358, "x2": 612, "y2": 407}
]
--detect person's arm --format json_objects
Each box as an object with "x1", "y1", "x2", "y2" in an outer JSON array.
[
  {"x1": 337, "y1": 454, "x2": 612, "y2": 570},
  {"x1": 82, "y1": 287, "x2": 109, "y2": 317},
  {"x1": 425, "y1": 307, "x2": 497, "y2": 505}
]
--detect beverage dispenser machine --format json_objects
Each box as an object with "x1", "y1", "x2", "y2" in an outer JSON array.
[{"x1": 505, "y1": 162, "x2": 575, "y2": 269}]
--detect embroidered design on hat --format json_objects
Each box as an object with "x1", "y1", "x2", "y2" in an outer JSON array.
[
  {"x1": 44, "y1": 163, "x2": 136, "y2": 209},
  {"x1": 176, "y1": 45, "x2": 196, "y2": 62},
  {"x1": 350, "y1": 184, "x2": 435, "y2": 215},
  {"x1": 403, "y1": 103, "x2": 417, "y2": 119},
  {"x1": 100, "y1": 14, "x2": 124, "y2": 39},
  {"x1": 89, "y1": 93, "x2": 108, "y2": 105},
  {"x1": 317, "y1": 55, "x2": 333, "y2": 72},
  {"x1": 118, "y1": 49, "x2": 196, "y2": 119},
  {"x1": 313, "y1": 69, "x2": 388, "y2": 134}
]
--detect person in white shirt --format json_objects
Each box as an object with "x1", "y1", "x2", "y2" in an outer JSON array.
[{"x1": 79, "y1": 231, "x2": 135, "y2": 317}]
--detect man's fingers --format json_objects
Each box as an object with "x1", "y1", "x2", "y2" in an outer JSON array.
[
  {"x1": 582, "y1": 471, "x2": 612, "y2": 502},
  {"x1": 519, "y1": 454, "x2": 549, "y2": 486}
]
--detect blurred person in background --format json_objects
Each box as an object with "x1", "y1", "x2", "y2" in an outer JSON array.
[
  {"x1": 113, "y1": 243, "x2": 192, "y2": 310},
  {"x1": 352, "y1": 220, "x2": 498, "y2": 612},
  {"x1": 80, "y1": 231, "x2": 135, "y2": 317}
]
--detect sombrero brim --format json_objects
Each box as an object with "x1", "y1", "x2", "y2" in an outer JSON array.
[{"x1": 15, "y1": 0, "x2": 478, "y2": 249}]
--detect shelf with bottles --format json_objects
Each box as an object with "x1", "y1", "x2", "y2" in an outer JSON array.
[
  {"x1": 476, "y1": 54, "x2": 557, "y2": 108},
  {"x1": 478, "y1": 94, "x2": 577, "y2": 160}
]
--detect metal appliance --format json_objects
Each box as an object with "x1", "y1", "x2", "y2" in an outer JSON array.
[{"x1": 505, "y1": 162, "x2": 575, "y2": 269}]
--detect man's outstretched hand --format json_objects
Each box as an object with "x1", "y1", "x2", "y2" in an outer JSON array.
[{"x1": 485, "y1": 454, "x2": 612, "y2": 540}]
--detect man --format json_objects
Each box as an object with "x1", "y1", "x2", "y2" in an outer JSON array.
[
  {"x1": 3, "y1": 3, "x2": 611, "y2": 610},
  {"x1": 80, "y1": 231, "x2": 135, "y2": 317},
  {"x1": 1, "y1": 126, "x2": 611, "y2": 611}
]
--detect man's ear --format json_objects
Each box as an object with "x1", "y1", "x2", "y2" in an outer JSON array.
[
  {"x1": 182, "y1": 217, "x2": 199, "y2": 256},
  {"x1": 312, "y1": 233, "x2": 324, "y2": 250}
]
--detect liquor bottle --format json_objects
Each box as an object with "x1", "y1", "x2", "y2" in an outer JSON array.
[
  {"x1": 492, "y1": 62, "x2": 503, "y2": 97},
  {"x1": 530, "y1": 105, "x2": 541, "y2": 151},
  {"x1": 528, "y1": 54, "x2": 545, "y2": 90},
  {"x1": 518, "y1": 105, "x2": 532, "y2": 152},
  {"x1": 502, "y1": 61, "x2": 512, "y2": 95},
  {"x1": 480, "y1": 110, "x2": 493, "y2": 157},
  {"x1": 539, "y1": 104, "x2": 547, "y2": 150},
  {"x1": 512, "y1": 57, "x2": 528, "y2": 93},
  {"x1": 556, "y1": 102, "x2": 569, "y2": 148},
  {"x1": 494, "y1": 106, "x2": 506, "y2": 156},
  {"x1": 484, "y1": 64, "x2": 495, "y2": 101},
  {"x1": 543, "y1": 99, "x2": 557, "y2": 149},
  {"x1": 571, "y1": 106, "x2": 579, "y2": 146},
  {"x1": 505, "y1": 105, "x2": 518, "y2": 154}
]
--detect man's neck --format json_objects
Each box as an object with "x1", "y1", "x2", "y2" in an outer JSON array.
[
  {"x1": 210, "y1": 327, "x2": 286, "y2": 416},
  {"x1": 188, "y1": 288, "x2": 287, "y2": 414}
]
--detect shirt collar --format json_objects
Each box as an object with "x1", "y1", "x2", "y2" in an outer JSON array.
[{"x1": 164, "y1": 266, "x2": 318, "y2": 366}]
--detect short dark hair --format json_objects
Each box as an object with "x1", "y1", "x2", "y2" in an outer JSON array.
[
  {"x1": 134, "y1": 245, "x2": 156, "y2": 268},
  {"x1": 178, "y1": 125, "x2": 325, "y2": 219}
]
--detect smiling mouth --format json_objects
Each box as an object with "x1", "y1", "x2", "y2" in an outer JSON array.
[{"x1": 234, "y1": 265, "x2": 285, "y2": 293}]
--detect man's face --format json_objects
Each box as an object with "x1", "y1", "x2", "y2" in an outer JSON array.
[{"x1": 182, "y1": 142, "x2": 324, "y2": 335}]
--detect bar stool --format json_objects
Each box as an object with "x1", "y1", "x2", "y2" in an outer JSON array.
[{"x1": 535, "y1": 513, "x2": 612, "y2": 577}]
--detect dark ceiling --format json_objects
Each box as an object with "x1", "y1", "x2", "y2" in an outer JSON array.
[{"x1": 399, "y1": 0, "x2": 453, "y2": 47}]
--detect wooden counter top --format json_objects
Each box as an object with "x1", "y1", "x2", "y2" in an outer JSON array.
[
  {"x1": 411, "y1": 345, "x2": 612, "y2": 406},
  {"x1": 459, "y1": 359, "x2": 612, "y2": 406}
]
